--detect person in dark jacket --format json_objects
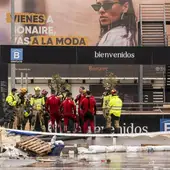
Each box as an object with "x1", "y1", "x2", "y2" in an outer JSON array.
[
  {"x1": 75, "y1": 86, "x2": 86, "y2": 133},
  {"x1": 46, "y1": 89, "x2": 61, "y2": 132},
  {"x1": 15, "y1": 88, "x2": 28, "y2": 130},
  {"x1": 60, "y1": 92, "x2": 77, "y2": 133},
  {"x1": 41, "y1": 89, "x2": 49, "y2": 132},
  {"x1": 23, "y1": 93, "x2": 32, "y2": 130},
  {"x1": 81, "y1": 90, "x2": 96, "y2": 134}
]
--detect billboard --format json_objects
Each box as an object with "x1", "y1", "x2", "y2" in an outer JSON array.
[{"x1": 0, "y1": 0, "x2": 169, "y2": 46}]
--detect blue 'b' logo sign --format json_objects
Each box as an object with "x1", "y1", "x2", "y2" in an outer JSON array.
[
  {"x1": 160, "y1": 119, "x2": 170, "y2": 131},
  {"x1": 10, "y1": 48, "x2": 23, "y2": 63}
]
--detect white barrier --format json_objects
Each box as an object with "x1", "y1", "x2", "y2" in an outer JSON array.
[
  {"x1": 4, "y1": 128, "x2": 170, "y2": 153},
  {"x1": 78, "y1": 145, "x2": 170, "y2": 154},
  {"x1": 5, "y1": 128, "x2": 170, "y2": 138}
]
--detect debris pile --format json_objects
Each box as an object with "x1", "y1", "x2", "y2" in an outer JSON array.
[
  {"x1": 0, "y1": 128, "x2": 21, "y2": 147},
  {"x1": 0, "y1": 128, "x2": 65, "y2": 158},
  {"x1": 0, "y1": 145, "x2": 28, "y2": 159}
]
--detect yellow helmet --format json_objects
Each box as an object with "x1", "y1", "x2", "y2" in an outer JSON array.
[
  {"x1": 83, "y1": 89, "x2": 86, "y2": 94},
  {"x1": 57, "y1": 95, "x2": 63, "y2": 99},
  {"x1": 34, "y1": 86, "x2": 41, "y2": 91},
  {"x1": 24, "y1": 111, "x2": 29, "y2": 117},
  {"x1": 20, "y1": 88, "x2": 27, "y2": 93}
]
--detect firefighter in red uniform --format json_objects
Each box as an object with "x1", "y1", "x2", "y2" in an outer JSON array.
[
  {"x1": 46, "y1": 89, "x2": 61, "y2": 132},
  {"x1": 81, "y1": 90, "x2": 96, "y2": 134},
  {"x1": 61, "y1": 92, "x2": 77, "y2": 133},
  {"x1": 75, "y1": 86, "x2": 86, "y2": 133}
]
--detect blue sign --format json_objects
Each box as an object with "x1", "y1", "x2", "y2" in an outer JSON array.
[
  {"x1": 160, "y1": 119, "x2": 170, "y2": 131},
  {"x1": 10, "y1": 48, "x2": 23, "y2": 63}
]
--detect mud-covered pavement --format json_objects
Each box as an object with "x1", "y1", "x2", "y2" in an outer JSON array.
[{"x1": 0, "y1": 152, "x2": 170, "y2": 170}]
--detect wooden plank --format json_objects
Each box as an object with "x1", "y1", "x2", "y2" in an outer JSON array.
[
  {"x1": 30, "y1": 142, "x2": 46, "y2": 150},
  {"x1": 24, "y1": 140, "x2": 40, "y2": 148},
  {"x1": 20, "y1": 138, "x2": 37, "y2": 146},
  {"x1": 29, "y1": 140, "x2": 45, "y2": 148},
  {"x1": 27, "y1": 143, "x2": 43, "y2": 150},
  {"x1": 16, "y1": 138, "x2": 34, "y2": 147},
  {"x1": 37, "y1": 149, "x2": 51, "y2": 155},
  {"x1": 36, "y1": 145, "x2": 51, "y2": 152},
  {"x1": 36, "y1": 145, "x2": 51, "y2": 153},
  {"x1": 19, "y1": 136, "x2": 35, "y2": 144}
]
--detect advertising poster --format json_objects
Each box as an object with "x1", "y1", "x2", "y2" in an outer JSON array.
[{"x1": 0, "y1": 0, "x2": 169, "y2": 47}]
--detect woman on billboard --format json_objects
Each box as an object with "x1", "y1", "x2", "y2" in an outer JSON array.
[{"x1": 91, "y1": 0, "x2": 137, "y2": 46}]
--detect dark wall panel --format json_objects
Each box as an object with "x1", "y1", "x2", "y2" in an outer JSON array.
[{"x1": 0, "y1": 63, "x2": 8, "y2": 118}]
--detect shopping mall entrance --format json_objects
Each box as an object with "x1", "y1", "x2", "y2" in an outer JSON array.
[{"x1": 1, "y1": 45, "x2": 170, "y2": 133}]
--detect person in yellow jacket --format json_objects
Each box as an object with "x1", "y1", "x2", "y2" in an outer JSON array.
[
  {"x1": 101, "y1": 87, "x2": 111, "y2": 130},
  {"x1": 30, "y1": 87, "x2": 46, "y2": 132},
  {"x1": 15, "y1": 88, "x2": 28, "y2": 130},
  {"x1": 108, "y1": 89, "x2": 122, "y2": 134},
  {"x1": 0, "y1": 88, "x2": 18, "y2": 128}
]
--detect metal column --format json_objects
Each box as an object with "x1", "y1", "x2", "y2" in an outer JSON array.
[
  {"x1": 11, "y1": 0, "x2": 16, "y2": 89},
  {"x1": 25, "y1": 73, "x2": 28, "y2": 89},
  {"x1": 21, "y1": 72, "x2": 23, "y2": 87},
  {"x1": 139, "y1": 5, "x2": 143, "y2": 110},
  {"x1": 139, "y1": 65, "x2": 143, "y2": 110},
  {"x1": 162, "y1": 68, "x2": 166, "y2": 103}
]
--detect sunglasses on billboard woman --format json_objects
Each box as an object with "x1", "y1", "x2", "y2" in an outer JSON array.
[{"x1": 91, "y1": 2, "x2": 119, "y2": 11}]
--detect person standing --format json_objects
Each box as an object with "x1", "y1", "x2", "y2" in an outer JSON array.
[
  {"x1": 75, "y1": 86, "x2": 86, "y2": 133},
  {"x1": 108, "y1": 89, "x2": 122, "y2": 134},
  {"x1": 81, "y1": 90, "x2": 96, "y2": 134},
  {"x1": 61, "y1": 92, "x2": 77, "y2": 133},
  {"x1": 61, "y1": 88, "x2": 70, "y2": 101},
  {"x1": 1, "y1": 88, "x2": 17, "y2": 128},
  {"x1": 23, "y1": 93, "x2": 32, "y2": 130},
  {"x1": 46, "y1": 89, "x2": 61, "y2": 132},
  {"x1": 102, "y1": 88, "x2": 111, "y2": 132},
  {"x1": 30, "y1": 87, "x2": 46, "y2": 132},
  {"x1": 15, "y1": 88, "x2": 28, "y2": 130},
  {"x1": 41, "y1": 89, "x2": 49, "y2": 132}
]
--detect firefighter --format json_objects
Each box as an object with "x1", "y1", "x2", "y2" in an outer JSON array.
[
  {"x1": 61, "y1": 87, "x2": 70, "y2": 101},
  {"x1": 60, "y1": 92, "x2": 77, "y2": 133},
  {"x1": 41, "y1": 89, "x2": 49, "y2": 132},
  {"x1": 23, "y1": 93, "x2": 32, "y2": 130},
  {"x1": 46, "y1": 89, "x2": 61, "y2": 132},
  {"x1": 1, "y1": 88, "x2": 17, "y2": 128},
  {"x1": 81, "y1": 90, "x2": 96, "y2": 134},
  {"x1": 108, "y1": 89, "x2": 123, "y2": 134},
  {"x1": 30, "y1": 87, "x2": 46, "y2": 132},
  {"x1": 102, "y1": 87, "x2": 111, "y2": 132},
  {"x1": 75, "y1": 86, "x2": 86, "y2": 133},
  {"x1": 15, "y1": 88, "x2": 28, "y2": 130}
]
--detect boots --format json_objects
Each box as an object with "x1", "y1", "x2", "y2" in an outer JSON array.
[
  {"x1": 4, "y1": 122, "x2": 9, "y2": 128},
  {"x1": 103, "y1": 127, "x2": 112, "y2": 134},
  {"x1": 31, "y1": 125, "x2": 35, "y2": 131},
  {"x1": 114, "y1": 128, "x2": 120, "y2": 134},
  {"x1": 41, "y1": 125, "x2": 46, "y2": 132},
  {"x1": 9, "y1": 122, "x2": 14, "y2": 129},
  {"x1": 57, "y1": 125, "x2": 60, "y2": 133},
  {"x1": 64, "y1": 125, "x2": 67, "y2": 133}
]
